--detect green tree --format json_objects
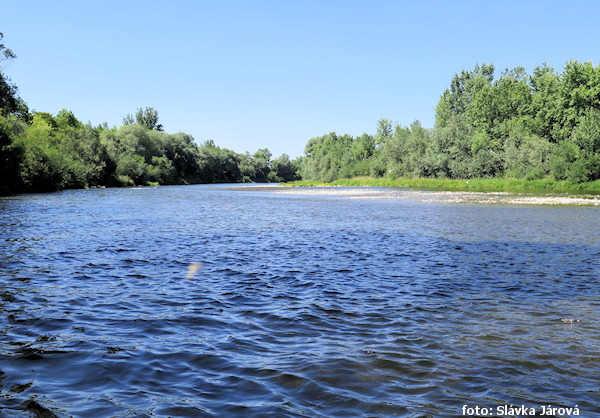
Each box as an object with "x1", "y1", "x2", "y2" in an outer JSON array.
[
  {"x1": 503, "y1": 128, "x2": 553, "y2": 180},
  {"x1": 559, "y1": 60, "x2": 600, "y2": 138},
  {"x1": 0, "y1": 113, "x2": 25, "y2": 192},
  {"x1": 0, "y1": 32, "x2": 19, "y2": 115},
  {"x1": 469, "y1": 130, "x2": 503, "y2": 178},
  {"x1": 562, "y1": 108, "x2": 600, "y2": 181},
  {"x1": 301, "y1": 132, "x2": 353, "y2": 182},
  {"x1": 346, "y1": 133, "x2": 374, "y2": 177},
  {"x1": 148, "y1": 155, "x2": 176, "y2": 184},
  {"x1": 58, "y1": 124, "x2": 112, "y2": 187},
  {"x1": 238, "y1": 151, "x2": 255, "y2": 182},
  {"x1": 115, "y1": 154, "x2": 148, "y2": 186},
  {"x1": 251, "y1": 148, "x2": 272, "y2": 182},
  {"x1": 442, "y1": 63, "x2": 495, "y2": 120},
  {"x1": 429, "y1": 116, "x2": 472, "y2": 178},
  {"x1": 55, "y1": 109, "x2": 83, "y2": 130},
  {"x1": 550, "y1": 141, "x2": 580, "y2": 181},
  {"x1": 123, "y1": 113, "x2": 135, "y2": 125},
  {"x1": 375, "y1": 118, "x2": 393, "y2": 146},
  {"x1": 162, "y1": 132, "x2": 201, "y2": 182},
  {"x1": 0, "y1": 33, "x2": 30, "y2": 192},
  {"x1": 550, "y1": 105, "x2": 600, "y2": 182},
  {"x1": 377, "y1": 124, "x2": 409, "y2": 177},
  {"x1": 269, "y1": 153, "x2": 300, "y2": 182},
  {"x1": 15, "y1": 116, "x2": 68, "y2": 191},
  {"x1": 529, "y1": 63, "x2": 561, "y2": 141},
  {"x1": 136, "y1": 107, "x2": 163, "y2": 131},
  {"x1": 196, "y1": 140, "x2": 242, "y2": 183},
  {"x1": 488, "y1": 67, "x2": 532, "y2": 141},
  {"x1": 124, "y1": 107, "x2": 163, "y2": 131}
]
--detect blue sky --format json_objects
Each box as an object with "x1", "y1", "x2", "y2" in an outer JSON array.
[{"x1": 2, "y1": 1, "x2": 599, "y2": 158}]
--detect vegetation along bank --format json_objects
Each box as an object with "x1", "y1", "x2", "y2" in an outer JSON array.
[{"x1": 2, "y1": 32, "x2": 600, "y2": 194}]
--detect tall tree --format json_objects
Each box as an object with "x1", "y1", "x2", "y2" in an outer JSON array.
[
  {"x1": 375, "y1": 118, "x2": 393, "y2": 146},
  {"x1": 0, "y1": 33, "x2": 28, "y2": 193},
  {"x1": 0, "y1": 32, "x2": 18, "y2": 114},
  {"x1": 559, "y1": 60, "x2": 600, "y2": 138},
  {"x1": 124, "y1": 107, "x2": 163, "y2": 131},
  {"x1": 251, "y1": 148, "x2": 272, "y2": 182},
  {"x1": 135, "y1": 107, "x2": 163, "y2": 131}
]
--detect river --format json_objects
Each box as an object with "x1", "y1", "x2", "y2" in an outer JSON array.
[{"x1": 0, "y1": 184, "x2": 598, "y2": 417}]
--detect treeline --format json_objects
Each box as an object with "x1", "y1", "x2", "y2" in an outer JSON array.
[
  {"x1": 0, "y1": 34, "x2": 300, "y2": 194},
  {"x1": 4, "y1": 28, "x2": 600, "y2": 193},
  {"x1": 0, "y1": 107, "x2": 301, "y2": 194},
  {"x1": 300, "y1": 61, "x2": 600, "y2": 183}
]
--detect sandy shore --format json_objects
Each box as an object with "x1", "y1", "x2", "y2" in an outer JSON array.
[{"x1": 232, "y1": 185, "x2": 600, "y2": 206}]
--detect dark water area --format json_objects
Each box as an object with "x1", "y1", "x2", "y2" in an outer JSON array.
[{"x1": 0, "y1": 184, "x2": 599, "y2": 417}]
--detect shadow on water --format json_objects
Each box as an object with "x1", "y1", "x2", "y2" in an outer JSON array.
[{"x1": 0, "y1": 185, "x2": 598, "y2": 417}]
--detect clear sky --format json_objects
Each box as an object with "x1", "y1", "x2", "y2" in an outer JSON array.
[{"x1": 2, "y1": 0, "x2": 599, "y2": 158}]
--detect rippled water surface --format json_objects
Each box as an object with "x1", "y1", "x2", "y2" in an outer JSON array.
[{"x1": 1, "y1": 185, "x2": 599, "y2": 417}]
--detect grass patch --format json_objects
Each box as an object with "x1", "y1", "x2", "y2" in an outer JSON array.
[{"x1": 285, "y1": 177, "x2": 600, "y2": 194}]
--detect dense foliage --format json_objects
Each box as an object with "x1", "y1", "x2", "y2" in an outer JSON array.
[
  {"x1": 300, "y1": 61, "x2": 600, "y2": 183},
  {"x1": 0, "y1": 35, "x2": 300, "y2": 194},
  {"x1": 3, "y1": 29, "x2": 599, "y2": 193},
  {"x1": 0, "y1": 107, "x2": 301, "y2": 194}
]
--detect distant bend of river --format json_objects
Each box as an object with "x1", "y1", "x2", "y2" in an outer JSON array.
[{"x1": 0, "y1": 184, "x2": 599, "y2": 417}]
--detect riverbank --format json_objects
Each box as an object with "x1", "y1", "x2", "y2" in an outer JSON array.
[
  {"x1": 285, "y1": 177, "x2": 600, "y2": 194},
  {"x1": 269, "y1": 187, "x2": 600, "y2": 205}
]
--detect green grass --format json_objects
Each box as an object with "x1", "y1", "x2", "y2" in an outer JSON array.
[{"x1": 284, "y1": 177, "x2": 600, "y2": 194}]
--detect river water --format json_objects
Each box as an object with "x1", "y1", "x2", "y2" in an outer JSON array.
[{"x1": 0, "y1": 185, "x2": 598, "y2": 417}]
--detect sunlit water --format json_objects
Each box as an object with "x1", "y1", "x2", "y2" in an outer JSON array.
[{"x1": 0, "y1": 185, "x2": 599, "y2": 417}]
